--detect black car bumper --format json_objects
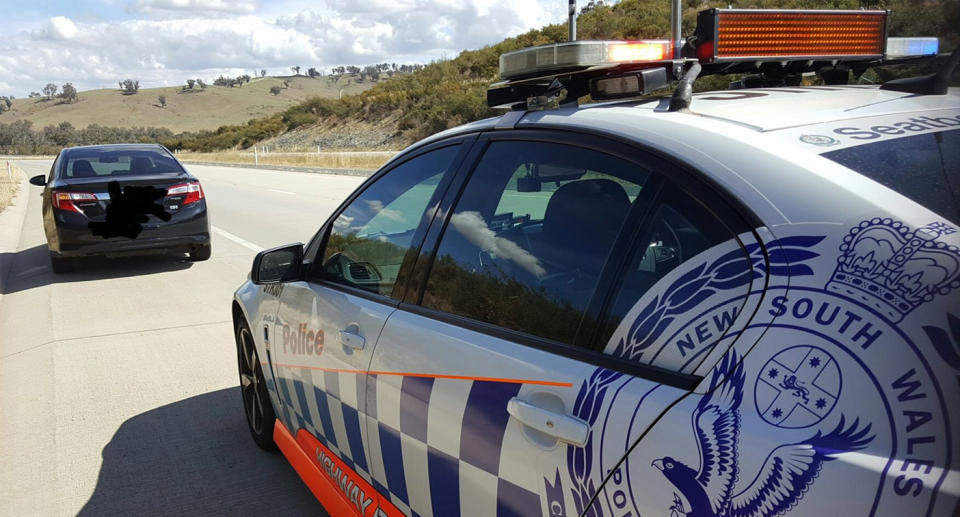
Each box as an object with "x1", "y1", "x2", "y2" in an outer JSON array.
[{"x1": 48, "y1": 203, "x2": 210, "y2": 258}]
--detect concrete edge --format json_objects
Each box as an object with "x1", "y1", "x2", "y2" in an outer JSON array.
[
  {"x1": 180, "y1": 160, "x2": 376, "y2": 178},
  {"x1": 0, "y1": 167, "x2": 33, "y2": 307}
]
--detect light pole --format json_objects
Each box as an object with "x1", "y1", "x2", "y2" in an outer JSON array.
[{"x1": 568, "y1": 0, "x2": 576, "y2": 41}]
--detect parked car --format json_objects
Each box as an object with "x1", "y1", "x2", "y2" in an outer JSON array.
[{"x1": 29, "y1": 143, "x2": 210, "y2": 272}]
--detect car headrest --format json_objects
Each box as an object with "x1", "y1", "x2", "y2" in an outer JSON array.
[
  {"x1": 71, "y1": 159, "x2": 96, "y2": 178},
  {"x1": 129, "y1": 157, "x2": 153, "y2": 173},
  {"x1": 543, "y1": 178, "x2": 631, "y2": 242}
]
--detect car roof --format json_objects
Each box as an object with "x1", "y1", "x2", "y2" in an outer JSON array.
[
  {"x1": 423, "y1": 85, "x2": 960, "y2": 148},
  {"x1": 659, "y1": 85, "x2": 960, "y2": 131},
  {"x1": 63, "y1": 143, "x2": 167, "y2": 153}
]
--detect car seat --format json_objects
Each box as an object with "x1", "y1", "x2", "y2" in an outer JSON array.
[
  {"x1": 129, "y1": 157, "x2": 153, "y2": 174},
  {"x1": 71, "y1": 159, "x2": 96, "y2": 178},
  {"x1": 535, "y1": 178, "x2": 632, "y2": 284}
]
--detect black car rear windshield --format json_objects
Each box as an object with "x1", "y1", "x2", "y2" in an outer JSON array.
[
  {"x1": 822, "y1": 129, "x2": 960, "y2": 223},
  {"x1": 62, "y1": 148, "x2": 184, "y2": 178}
]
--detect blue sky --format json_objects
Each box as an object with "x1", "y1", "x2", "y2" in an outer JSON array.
[{"x1": 0, "y1": 0, "x2": 569, "y2": 96}]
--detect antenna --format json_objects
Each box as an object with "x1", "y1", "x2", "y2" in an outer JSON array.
[
  {"x1": 671, "y1": 0, "x2": 682, "y2": 59},
  {"x1": 569, "y1": 0, "x2": 577, "y2": 41}
]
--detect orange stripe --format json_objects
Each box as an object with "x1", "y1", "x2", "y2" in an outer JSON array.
[
  {"x1": 272, "y1": 363, "x2": 573, "y2": 387},
  {"x1": 286, "y1": 422, "x2": 405, "y2": 517},
  {"x1": 273, "y1": 420, "x2": 359, "y2": 517}
]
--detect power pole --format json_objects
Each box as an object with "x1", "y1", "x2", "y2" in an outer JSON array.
[{"x1": 568, "y1": 0, "x2": 576, "y2": 41}]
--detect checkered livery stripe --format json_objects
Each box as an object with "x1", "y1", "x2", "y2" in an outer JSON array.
[{"x1": 274, "y1": 364, "x2": 551, "y2": 517}]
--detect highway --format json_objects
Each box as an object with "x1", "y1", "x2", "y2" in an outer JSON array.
[{"x1": 0, "y1": 160, "x2": 368, "y2": 516}]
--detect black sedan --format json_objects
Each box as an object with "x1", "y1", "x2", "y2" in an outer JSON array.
[{"x1": 29, "y1": 144, "x2": 211, "y2": 273}]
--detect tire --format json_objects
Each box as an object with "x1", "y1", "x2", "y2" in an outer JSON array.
[
  {"x1": 50, "y1": 253, "x2": 73, "y2": 274},
  {"x1": 236, "y1": 318, "x2": 278, "y2": 451},
  {"x1": 189, "y1": 243, "x2": 212, "y2": 261}
]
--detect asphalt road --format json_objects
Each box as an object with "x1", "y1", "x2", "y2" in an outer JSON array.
[{"x1": 0, "y1": 160, "x2": 368, "y2": 516}]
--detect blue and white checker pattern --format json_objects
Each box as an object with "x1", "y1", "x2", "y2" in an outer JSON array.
[
  {"x1": 275, "y1": 366, "x2": 375, "y2": 486},
  {"x1": 364, "y1": 373, "x2": 544, "y2": 517},
  {"x1": 272, "y1": 365, "x2": 547, "y2": 517}
]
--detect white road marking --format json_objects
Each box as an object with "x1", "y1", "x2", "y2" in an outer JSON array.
[
  {"x1": 17, "y1": 265, "x2": 46, "y2": 276},
  {"x1": 212, "y1": 226, "x2": 263, "y2": 252},
  {"x1": 267, "y1": 188, "x2": 295, "y2": 195}
]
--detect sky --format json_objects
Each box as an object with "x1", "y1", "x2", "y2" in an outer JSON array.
[{"x1": 0, "y1": 0, "x2": 570, "y2": 97}]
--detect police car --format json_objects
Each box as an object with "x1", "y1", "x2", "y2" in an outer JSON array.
[{"x1": 231, "y1": 7, "x2": 959, "y2": 517}]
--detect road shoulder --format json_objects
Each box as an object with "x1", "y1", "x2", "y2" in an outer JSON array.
[{"x1": 0, "y1": 170, "x2": 31, "y2": 305}]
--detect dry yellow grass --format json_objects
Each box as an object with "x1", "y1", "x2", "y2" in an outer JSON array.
[
  {"x1": 178, "y1": 150, "x2": 398, "y2": 170},
  {"x1": 0, "y1": 164, "x2": 23, "y2": 214},
  {"x1": 0, "y1": 76, "x2": 377, "y2": 133}
]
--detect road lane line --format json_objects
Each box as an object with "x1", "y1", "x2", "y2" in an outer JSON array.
[
  {"x1": 267, "y1": 188, "x2": 295, "y2": 195},
  {"x1": 212, "y1": 226, "x2": 263, "y2": 252}
]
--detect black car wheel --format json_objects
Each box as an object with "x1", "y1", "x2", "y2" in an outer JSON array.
[
  {"x1": 236, "y1": 318, "x2": 278, "y2": 451},
  {"x1": 50, "y1": 253, "x2": 73, "y2": 274},
  {"x1": 189, "y1": 244, "x2": 212, "y2": 261}
]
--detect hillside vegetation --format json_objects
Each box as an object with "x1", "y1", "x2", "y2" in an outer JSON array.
[
  {"x1": 0, "y1": 76, "x2": 374, "y2": 134},
  {"x1": 163, "y1": 0, "x2": 958, "y2": 153}
]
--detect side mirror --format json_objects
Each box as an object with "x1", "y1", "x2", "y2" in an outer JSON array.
[
  {"x1": 29, "y1": 175, "x2": 47, "y2": 186},
  {"x1": 251, "y1": 243, "x2": 304, "y2": 284}
]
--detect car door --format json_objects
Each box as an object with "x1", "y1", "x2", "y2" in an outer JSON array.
[
  {"x1": 362, "y1": 133, "x2": 762, "y2": 516},
  {"x1": 271, "y1": 140, "x2": 470, "y2": 516}
]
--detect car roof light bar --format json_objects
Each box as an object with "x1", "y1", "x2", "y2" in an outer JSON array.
[
  {"x1": 886, "y1": 37, "x2": 939, "y2": 58},
  {"x1": 499, "y1": 40, "x2": 672, "y2": 81},
  {"x1": 696, "y1": 9, "x2": 887, "y2": 63}
]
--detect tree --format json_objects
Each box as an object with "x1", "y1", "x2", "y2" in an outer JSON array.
[
  {"x1": 29, "y1": 92, "x2": 41, "y2": 98},
  {"x1": 260, "y1": 69, "x2": 267, "y2": 77},
  {"x1": 308, "y1": 67, "x2": 321, "y2": 78},
  {"x1": 346, "y1": 65, "x2": 360, "y2": 75},
  {"x1": 282, "y1": 79, "x2": 291, "y2": 89},
  {"x1": 186, "y1": 79, "x2": 196, "y2": 89},
  {"x1": 291, "y1": 66, "x2": 301, "y2": 75},
  {"x1": 270, "y1": 86, "x2": 282, "y2": 95},
  {"x1": 59, "y1": 83, "x2": 78, "y2": 103},
  {"x1": 43, "y1": 83, "x2": 58, "y2": 99},
  {"x1": 3, "y1": 97, "x2": 11, "y2": 109},
  {"x1": 120, "y1": 79, "x2": 139, "y2": 94},
  {"x1": 158, "y1": 95, "x2": 167, "y2": 107},
  {"x1": 196, "y1": 79, "x2": 206, "y2": 89}
]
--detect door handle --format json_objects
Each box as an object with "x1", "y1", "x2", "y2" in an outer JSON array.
[
  {"x1": 338, "y1": 327, "x2": 365, "y2": 350},
  {"x1": 506, "y1": 397, "x2": 589, "y2": 447}
]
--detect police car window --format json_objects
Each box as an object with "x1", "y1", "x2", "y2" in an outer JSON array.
[
  {"x1": 421, "y1": 141, "x2": 649, "y2": 345},
  {"x1": 318, "y1": 145, "x2": 459, "y2": 297},
  {"x1": 596, "y1": 184, "x2": 752, "y2": 373},
  {"x1": 822, "y1": 129, "x2": 960, "y2": 222}
]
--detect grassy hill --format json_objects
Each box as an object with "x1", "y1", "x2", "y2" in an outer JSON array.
[{"x1": 0, "y1": 76, "x2": 375, "y2": 133}]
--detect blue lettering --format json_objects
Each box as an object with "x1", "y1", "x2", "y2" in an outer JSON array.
[
  {"x1": 712, "y1": 306, "x2": 739, "y2": 333},
  {"x1": 852, "y1": 322, "x2": 882, "y2": 349},
  {"x1": 903, "y1": 410, "x2": 933, "y2": 433},
  {"x1": 676, "y1": 333, "x2": 696, "y2": 357},
  {"x1": 769, "y1": 295, "x2": 788, "y2": 317},
  {"x1": 891, "y1": 369, "x2": 927, "y2": 402},
  {"x1": 695, "y1": 321, "x2": 712, "y2": 342}
]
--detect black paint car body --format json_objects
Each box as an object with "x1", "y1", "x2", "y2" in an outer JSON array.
[{"x1": 30, "y1": 143, "x2": 211, "y2": 272}]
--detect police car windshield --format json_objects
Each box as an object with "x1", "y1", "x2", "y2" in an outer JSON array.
[{"x1": 822, "y1": 129, "x2": 960, "y2": 223}]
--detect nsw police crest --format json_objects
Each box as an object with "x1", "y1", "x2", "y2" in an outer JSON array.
[{"x1": 573, "y1": 218, "x2": 958, "y2": 517}]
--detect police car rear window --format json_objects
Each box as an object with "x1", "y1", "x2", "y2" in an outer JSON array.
[{"x1": 822, "y1": 130, "x2": 960, "y2": 222}]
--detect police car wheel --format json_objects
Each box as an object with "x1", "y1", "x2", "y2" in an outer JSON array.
[{"x1": 236, "y1": 319, "x2": 278, "y2": 452}]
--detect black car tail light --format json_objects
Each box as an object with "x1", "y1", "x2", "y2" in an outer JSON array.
[
  {"x1": 52, "y1": 191, "x2": 98, "y2": 213},
  {"x1": 166, "y1": 182, "x2": 204, "y2": 206}
]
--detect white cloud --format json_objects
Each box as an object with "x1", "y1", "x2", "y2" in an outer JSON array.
[
  {"x1": 0, "y1": 1, "x2": 566, "y2": 96},
  {"x1": 450, "y1": 211, "x2": 546, "y2": 277},
  {"x1": 129, "y1": 0, "x2": 258, "y2": 17},
  {"x1": 43, "y1": 16, "x2": 80, "y2": 40}
]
